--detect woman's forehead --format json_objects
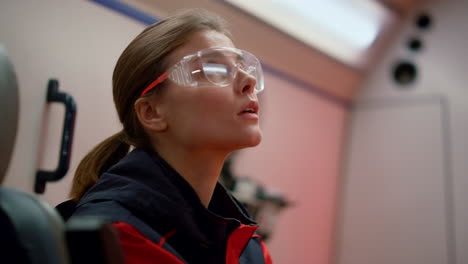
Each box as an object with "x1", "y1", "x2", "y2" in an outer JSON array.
[{"x1": 169, "y1": 30, "x2": 234, "y2": 64}]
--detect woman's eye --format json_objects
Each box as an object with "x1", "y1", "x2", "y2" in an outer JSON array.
[
  {"x1": 191, "y1": 68, "x2": 205, "y2": 80},
  {"x1": 203, "y1": 63, "x2": 229, "y2": 76}
]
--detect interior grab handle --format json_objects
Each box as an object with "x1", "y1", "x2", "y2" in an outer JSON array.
[{"x1": 35, "y1": 79, "x2": 77, "y2": 194}]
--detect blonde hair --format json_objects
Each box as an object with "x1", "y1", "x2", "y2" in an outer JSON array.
[{"x1": 70, "y1": 9, "x2": 232, "y2": 201}]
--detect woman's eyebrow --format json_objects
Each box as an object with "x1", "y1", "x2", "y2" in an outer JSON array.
[
  {"x1": 204, "y1": 52, "x2": 245, "y2": 63},
  {"x1": 203, "y1": 51, "x2": 224, "y2": 58}
]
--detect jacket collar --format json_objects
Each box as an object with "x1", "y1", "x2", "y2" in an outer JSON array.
[{"x1": 78, "y1": 148, "x2": 256, "y2": 246}]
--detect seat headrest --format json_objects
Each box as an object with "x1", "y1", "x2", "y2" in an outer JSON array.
[{"x1": 0, "y1": 44, "x2": 19, "y2": 184}]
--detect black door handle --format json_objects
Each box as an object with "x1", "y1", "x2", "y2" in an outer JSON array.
[{"x1": 35, "y1": 79, "x2": 77, "y2": 194}]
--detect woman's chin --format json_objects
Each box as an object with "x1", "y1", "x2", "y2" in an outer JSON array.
[{"x1": 238, "y1": 130, "x2": 262, "y2": 149}]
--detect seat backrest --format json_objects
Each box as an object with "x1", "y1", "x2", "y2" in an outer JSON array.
[
  {"x1": 0, "y1": 43, "x2": 18, "y2": 182},
  {"x1": 0, "y1": 188, "x2": 70, "y2": 264},
  {"x1": 0, "y1": 43, "x2": 71, "y2": 264}
]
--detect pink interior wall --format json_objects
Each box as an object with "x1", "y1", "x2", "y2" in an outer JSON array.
[{"x1": 234, "y1": 73, "x2": 348, "y2": 263}]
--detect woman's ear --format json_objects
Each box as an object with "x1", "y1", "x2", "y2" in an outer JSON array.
[{"x1": 134, "y1": 97, "x2": 168, "y2": 132}]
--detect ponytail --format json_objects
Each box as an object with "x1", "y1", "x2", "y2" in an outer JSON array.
[{"x1": 70, "y1": 131, "x2": 130, "y2": 201}]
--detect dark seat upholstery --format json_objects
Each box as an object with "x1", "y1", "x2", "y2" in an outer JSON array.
[{"x1": 0, "y1": 188, "x2": 70, "y2": 264}]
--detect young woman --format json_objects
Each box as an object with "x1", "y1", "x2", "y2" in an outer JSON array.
[{"x1": 68, "y1": 8, "x2": 272, "y2": 264}]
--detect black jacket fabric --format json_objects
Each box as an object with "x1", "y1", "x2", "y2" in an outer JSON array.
[{"x1": 71, "y1": 148, "x2": 268, "y2": 264}]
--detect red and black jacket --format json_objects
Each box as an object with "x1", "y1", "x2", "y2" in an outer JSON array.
[{"x1": 71, "y1": 148, "x2": 272, "y2": 264}]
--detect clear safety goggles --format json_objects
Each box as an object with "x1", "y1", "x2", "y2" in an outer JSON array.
[{"x1": 140, "y1": 47, "x2": 264, "y2": 97}]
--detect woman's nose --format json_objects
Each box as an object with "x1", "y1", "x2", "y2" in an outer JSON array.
[{"x1": 236, "y1": 68, "x2": 257, "y2": 96}]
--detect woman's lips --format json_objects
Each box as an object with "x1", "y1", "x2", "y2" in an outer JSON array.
[
  {"x1": 239, "y1": 100, "x2": 259, "y2": 114},
  {"x1": 238, "y1": 101, "x2": 259, "y2": 120}
]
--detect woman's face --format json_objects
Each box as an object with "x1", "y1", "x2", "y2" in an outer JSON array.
[{"x1": 157, "y1": 30, "x2": 262, "y2": 152}]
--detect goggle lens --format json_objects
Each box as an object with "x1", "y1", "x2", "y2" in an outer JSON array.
[{"x1": 202, "y1": 62, "x2": 232, "y2": 86}]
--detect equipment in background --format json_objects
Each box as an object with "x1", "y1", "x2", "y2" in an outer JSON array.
[{"x1": 220, "y1": 155, "x2": 291, "y2": 241}]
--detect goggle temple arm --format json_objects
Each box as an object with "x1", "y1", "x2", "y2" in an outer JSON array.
[{"x1": 140, "y1": 72, "x2": 169, "y2": 97}]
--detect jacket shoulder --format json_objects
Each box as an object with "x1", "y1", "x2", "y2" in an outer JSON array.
[{"x1": 113, "y1": 222, "x2": 186, "y2": 264}]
